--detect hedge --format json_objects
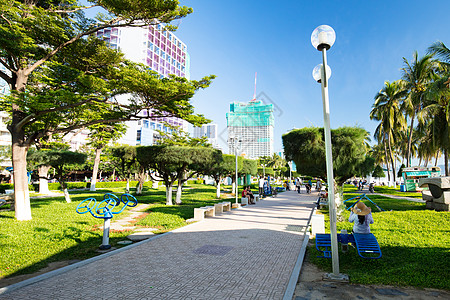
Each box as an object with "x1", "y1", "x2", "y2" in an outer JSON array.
[{"x1": 0, "y1": 183, "x2": 35, "y2": 194}]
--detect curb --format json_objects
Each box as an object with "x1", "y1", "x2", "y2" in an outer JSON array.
[{"x1": 282, "y1": 202, "x2": 315, "y2": 300}]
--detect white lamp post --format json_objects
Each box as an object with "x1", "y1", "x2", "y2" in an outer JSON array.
[
  {"x1": 311, "y1": 25, "x2": 347, "y2": 281},
  {"x1": 261, "y1": 163, "x2": 267, "y2": 177},
  {"x1": 288, "y1": 161, "x2": 293, "y2": 183},
  {"x1": 229, "y1": 134, "x2": 241, "y2": 205}
]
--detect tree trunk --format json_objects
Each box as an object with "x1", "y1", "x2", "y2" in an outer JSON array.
[
  {"x1": 11, "y1": 136, "x2": 31, "y2": 220},
  {"x1": 165, "y1": 182, "x2": 173, "y2": 205},
  {"x1": 445, "y1": 149, "x2": 449, "y2": 176},
  {"x1": 9, "y1": 69, "x2": 32, "y2": 220},
  {"x1": 387, "y1": 134, "x2": 397, "y2": 187},
  {"x1": 175, "y1": 180, "x2": 183, "y2": 205},
  {"x1": 60, "y1": 182, "x2": 71, "y2": 203},
  {"x1": 434, "y1": 150, "x2": 440, "y2": 167},
  {"x1": 126, "y1": 178, "x2": 130, "y2": 193},
  {"x1": 383, "y1": 140, "x2": 391, "y2": 183},
  {"x1": 90, "y1": 147, "x2": 102, "y2": 192},
  {"x1": 136, "y1": 169, "x2": 145, "y2": 194},
  {"x1": 216, "y1": 178, "x2": 221, "y2": 199},
  {"x1": 38, "y1": 165, "x2": 51, "y2": 194},
  {"x1": 406, "y1": 114, "x2": 415, "y2": 167}
]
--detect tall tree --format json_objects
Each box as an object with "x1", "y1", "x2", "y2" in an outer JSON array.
[
  {"x1": 209, "y1": 154, "x2": 235, "y2": 199},
  {"x1": 420, "y1": 74, "x2": 450, "y2": 175},
  {"x1": 109, "y1": 145, "x2": 138, "y2": 193},
  {"x1": 370, "y1": 80, "x2": 406, "y2": 186},
  {"x1": 0, "y1": 0, "x2": 205, "y2": 220},
  {"x1": 427, "y1": 41, "x2": 450, "y2": 174},
  {"x1": 240, "y1": 159, "x2": 257, "y2": 185},
  {"x1": 28, "y1": 150, "x2": 86, "y2": 203},
  {"x1": 87, "y1": 123, "x2": 127, "y2": 191},
  {"x1": 401, "y1": 51, "x2": 436, "y2": 167},
  {"x1": 136, "y1": 145, "x2": 222, "y2": 205},
  {"x1": 282, "y1": 126, "x2": 371, "y2": 185}
]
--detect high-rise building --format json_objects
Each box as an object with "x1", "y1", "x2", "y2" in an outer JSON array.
[
  {"x1": 226, "y1": 100, "x2": 274, "y2": 159},
  {"x1": 193, "y1": 124, "x2": 219, "y2": 148},
  {"x1": 96, "y1": 24, "x2": 191, "y2": 146}
]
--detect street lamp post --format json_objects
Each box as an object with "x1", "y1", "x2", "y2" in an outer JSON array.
[
  {"x1": 229, "y1": 134, "x2": 241, "y2": 205},
  {"x1": 235, "y1": 143, "x2": 238, "y2": 204},
  {"x1": 288, "y1": 161, "x2": 293, "y2": 183},
  {"x1": 311, "y1": 25, "x2": 347, "y2": 281},
  {"x1": 261, "y1": 163, "x2": 267, "y2": 177}
]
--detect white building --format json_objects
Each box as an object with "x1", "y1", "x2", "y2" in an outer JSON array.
[
  {"x1": 97, "y1": 24, "x2": 191, "y2": 146},
  {"x1": 193, "y1": 123, "x2": 220, "y2": 148}
]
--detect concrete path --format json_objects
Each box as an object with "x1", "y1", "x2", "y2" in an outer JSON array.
[{"x1": 0, "y1": 191, "x2": 317, "y2": 300}]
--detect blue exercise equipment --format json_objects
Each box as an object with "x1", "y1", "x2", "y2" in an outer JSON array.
[
  {"x1": 344, "y1": 193, "x2": 385, "y2": 212},
  {"x1": 315, "y1": 232, "x2": 382, "y2": 259},
  {"x1": 353, "y1": 233, "x2": 382, "y2": 259},
  {"x1": 76, "y1": 193, "x2": 138, "y2": 249}
]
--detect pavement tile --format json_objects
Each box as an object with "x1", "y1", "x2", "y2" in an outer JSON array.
[{"x1": 0, "y1": 191, "x2": 316, "y2": 300}]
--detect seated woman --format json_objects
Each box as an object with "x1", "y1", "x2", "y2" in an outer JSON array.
[
  {"x1": 348, "y1": 202, "x2": 374, "y2": 234},
  {"x1": 246, "y1": 186, "x2": 256, "y2": 204}
]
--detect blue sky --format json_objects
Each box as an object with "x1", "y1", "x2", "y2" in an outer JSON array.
[{"x1": 173, "y1": 0, "x2": 450, "y2": 155}]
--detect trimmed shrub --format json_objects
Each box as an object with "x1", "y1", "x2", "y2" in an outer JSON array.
[{"x1": 0, "y1": 183, "x2": 34, "y2": 193}]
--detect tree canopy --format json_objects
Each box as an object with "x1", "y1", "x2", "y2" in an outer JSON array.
[
  {"x1": 282, "y1": 126, "x2": 372, "y2": 185},
  {"x1": 136, "y1": 145, "x2": 222, "y2": 205},
  {"x1": 0, "y1": 0, "x2": 215, "y2": 220}
]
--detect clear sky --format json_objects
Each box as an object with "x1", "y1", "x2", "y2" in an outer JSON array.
[{"x1": 173, "y1": 0, "x2": 450, "y2": 155}]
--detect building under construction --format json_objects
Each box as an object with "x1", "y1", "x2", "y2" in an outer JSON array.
[{"x1": 226, "y1": 100, "x2": 274, "y2": 159}]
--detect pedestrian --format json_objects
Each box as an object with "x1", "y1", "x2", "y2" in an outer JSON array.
[
  {"x1": 296, "y1": 177, "x2": 302, "y2": 193},
  {"x1": 348, "y1": 202, "x2": 374, "y2": 234},
  {"x1": 259, "y1": 176, "x2": 265, "y2": 197}
]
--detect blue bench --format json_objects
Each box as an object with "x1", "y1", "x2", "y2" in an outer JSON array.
[
  {"x1": 353, "y1": 233, "x2": 382, "y2": 259},
  {"x1": 315, "y1": 233, "x2": 382, "y2": 259}
]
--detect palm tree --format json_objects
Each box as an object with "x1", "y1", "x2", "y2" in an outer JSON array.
[
  {"x1": 414, "y1": 122, "x2": 440, "y2": 167},
  {"x1": 268, "y1": 153, "x2": 285, "y2": 170},
  {"x1": 427, "y1": 41, "x2": 450, "y2": 174},
  {"x1": 401, "y1": 51, "x2": 437, "y2": 167},
  {"x1": 370, "y1": 143, "x2": 389, "y2": 182},
  {"x1": 370, "y1": 80, "x2": 407, "y2": 186},
  {"x1": 419, "y1": 74, "x2": 450, "y2": 175}
]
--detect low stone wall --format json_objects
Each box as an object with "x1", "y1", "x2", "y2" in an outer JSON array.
[{"x1": 419, "y1": 177, "x2": 450, "y2": 211}]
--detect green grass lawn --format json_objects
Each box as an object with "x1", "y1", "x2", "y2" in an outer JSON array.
[
  {"x1": 343, "y1": 183, "x2": 423, "y2": 199},
  {"x1": 310, "y1": 192, "x2": 450, "y2": 290},
  {"x1": 373, "y1": 185, "x2": 423, "y2": 199},
  {"x1": 0, "y1": 184, "x2": 225, "y2": 280}
]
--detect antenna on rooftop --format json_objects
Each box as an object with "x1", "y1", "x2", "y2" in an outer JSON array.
[{"x1": 252, "y1": 72, "x2": 257, "y2": 101}]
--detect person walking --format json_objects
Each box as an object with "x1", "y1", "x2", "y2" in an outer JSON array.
[
  {"x1": 259, "y1": 176, "x2": 265, "y2": 198},
  {"x1": 296, "y1": 177, "x2": 302, "y2": 193}
]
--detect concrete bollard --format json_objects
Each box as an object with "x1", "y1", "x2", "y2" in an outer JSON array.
[{"x1": 311, "y1": 213, "x2": 325, "y2": 236}]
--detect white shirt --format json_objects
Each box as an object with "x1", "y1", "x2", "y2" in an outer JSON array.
[{"x1": 259, "y1": 178, "x2": 265, "y2": 188}]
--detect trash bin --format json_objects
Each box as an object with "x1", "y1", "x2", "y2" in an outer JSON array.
[{"x1": 400, "y1": 185, "x2": 406, "y2": 192}]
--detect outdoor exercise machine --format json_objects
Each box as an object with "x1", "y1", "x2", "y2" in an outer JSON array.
[
  {"x1": 316, "y1": 232, "x2": 382, "y2": 259},
  {"x1": 344, "y1": 193, "x2": 385, "y2": 212},
  {"x1": 315, "y1": 193, "x2": 384, "y2": 259},
  {"x1": 76, "y1": 193, "x2": 138, "y2": 250}
]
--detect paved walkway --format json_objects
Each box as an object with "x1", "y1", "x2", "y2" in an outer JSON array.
[{"x1": 0, "y1": 190, "x2": 317, "y2": 300}]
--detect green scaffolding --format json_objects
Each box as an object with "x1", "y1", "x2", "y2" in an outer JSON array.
[{"x1": 226, "y1": 100, "x2": 274, "y2": 127}]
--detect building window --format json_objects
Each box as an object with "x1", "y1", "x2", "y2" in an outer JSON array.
[{"x1": 137, "y1": 130, "x2": 141, "y2": 142}]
